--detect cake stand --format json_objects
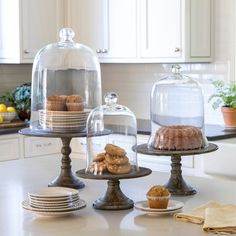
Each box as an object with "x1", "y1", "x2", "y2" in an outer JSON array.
[
  {"x1": 76, "y1": 167, "x2": 152, "y2": 210},
  {"x1": 136, "y1": 143, "x2": 218, "y2": 196},
  {"x1": 19, "y1": 128, "x2": 87, "y2": 189}
]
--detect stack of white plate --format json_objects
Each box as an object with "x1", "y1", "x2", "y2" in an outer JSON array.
[
  {"x1": 39, "y1": 109, "x2": 91, "y2": 132},
  {"x1": 22, "y1": 187, "x2": 86, "y2": 217}
]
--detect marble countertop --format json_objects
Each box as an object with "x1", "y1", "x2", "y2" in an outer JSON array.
[{"x1": 1, "y1": 155, "x2": 236, "y2": 236}]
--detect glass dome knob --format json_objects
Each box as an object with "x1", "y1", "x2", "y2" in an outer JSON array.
[
  {"x1": 171, "y1": 64, "x2": 182, "y2": 74},
  {"x1": 59, "y1": 28, "x2": 75, "y2": 42},
  {"x1": 104, "y1": 92, "x2": 118, "y2": 106}
]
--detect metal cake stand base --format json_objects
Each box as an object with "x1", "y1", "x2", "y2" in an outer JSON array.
[
  {"x1": 76, "y1": 167, "x2": 152, "y2": 210},
  {"x1": 19, "y1": 128, "x2": 87, "y2": 189},
  {"x1": 136, "y1": 143, "x2": 218, "y2": 196}
]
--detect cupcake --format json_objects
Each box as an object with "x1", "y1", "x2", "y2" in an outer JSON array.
[
  {"x1": 46, "y1": 95, "x2": 67, "y2": 111},
  {"x1": 146, "y1": 185, "x2": 170, "y2": 209},
  {"x1": 66, "y1": 95, "x2": 85, "y2": 111}
]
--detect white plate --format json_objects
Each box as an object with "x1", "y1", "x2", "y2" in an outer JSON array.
[
  {"x1": 29, "y1": 196, "x2": 80, "y2": 206},
  {"x1": 22, "y1": 199, "x2": 86, "y2": 217},
  {"x1": 28, "y1": 187, "x2": 79, "y2": 198},
  {"x1": 134, "y1": 200, "x2": 184, "y2": 216}
]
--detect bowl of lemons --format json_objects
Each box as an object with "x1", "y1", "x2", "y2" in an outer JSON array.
[{"x1": 0, "y1": 104, "x2": 17, "y2": 124}]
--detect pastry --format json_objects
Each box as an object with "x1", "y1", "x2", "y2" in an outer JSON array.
[
  {"x1": 46, "y1": 95, "x2": 67, "y2": 111},
  {"x1": 87, "y1": 161, "x2": 107, "y2": 175},
  {"x1": 105, "y1": 154, "x2": 129, "y2": 165},
  {"x1": 146, "y1": 185, "x2": 170, "y2": 209},
  {"x1": 153, "y1": 125, "x2": 205, "y2": 150},
  {"x1": 107, "y1": 163, "x2": 131, "y2": 175},
  {"x1": 66, "y1": 95, "x2": 85, "y2": 111},
  {"x1": 104, "y1": 144, "x2": 126, "y2": 156},
  {"x1": 93, "y1": 153, "x2": 106, "y2": 162}
]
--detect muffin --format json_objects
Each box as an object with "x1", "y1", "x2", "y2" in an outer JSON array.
[
  {"x1": 146, "y1": 185, "x2": 170, "y2": 209},
  {"x1": 66, "y1": 95, "x2": 85, "y2": 111},
  {"x1": 46, "y1": 95, "x2": 67, "y2": 111}
]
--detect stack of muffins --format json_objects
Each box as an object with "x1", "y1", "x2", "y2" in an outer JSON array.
[{"x1": 88, "y1": 144, "x2": 132, "y2": 175}]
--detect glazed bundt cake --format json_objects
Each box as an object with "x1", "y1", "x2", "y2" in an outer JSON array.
[{"x1": 153, "y1": 125, "x2": 204, "y2": 150}]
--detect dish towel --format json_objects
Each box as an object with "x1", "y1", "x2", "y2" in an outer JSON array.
[
  {"x1": 175, "y1": 201, "x2": 222, "y2": 224},
  {"x1": 203, "y1": 205, "x2": 236, "y2": 235}
]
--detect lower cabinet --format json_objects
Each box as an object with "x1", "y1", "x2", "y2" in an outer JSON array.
[{"x1": 0, "y1": 134, "x2": 86, "y2": 161}]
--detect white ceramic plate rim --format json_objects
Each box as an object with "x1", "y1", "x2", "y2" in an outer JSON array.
[
  {"x1": 29, "y1": 196, "x2": 80, "y2": 205},
  {"x1": 28, "y1": 187, "x2": 79, "y2": 198},
  {"x1": 134, "y1": 200, "x2": 184, "y2": 212}
]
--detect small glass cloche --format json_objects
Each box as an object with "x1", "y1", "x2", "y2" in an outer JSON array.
[
  {"x1": 148, "y1": 65, "x2": 208, "y2": 151},
  {"x1": 30, "y1": 28, "x2": 102, "y2": 133},
  {"x1": 86, "y1": 92, "x2": 138, "y2": 175}
]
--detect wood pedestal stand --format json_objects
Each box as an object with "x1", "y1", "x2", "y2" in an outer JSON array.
[
  {"x1": 19, "y1": 128, "x2": 87, "y2": 189},
  {"x1": 136, "y1": 143, "x2": 218, "y2": 196},
  {"x1": 76, "y1": 167, "x2": 152, "y2": 210}
]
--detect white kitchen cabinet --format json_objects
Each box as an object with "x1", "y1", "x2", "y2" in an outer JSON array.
[
  {"x1": 66, "y1": 0, "x2": 212, "y2": 63},
  {"x1": 66, "y1": 0, "x2": 137, "y2": 62},
  {"x1": 0, "y1": 0, "x2": 64, "y2": 63}
]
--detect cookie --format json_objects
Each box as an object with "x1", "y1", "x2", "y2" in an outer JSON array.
[
  {"x1": 94, "y1": 153, "x2": 106, "y2": 162},
  {"x1": 105, "y1": 154, "x2": 129, "y2": 165},
  {"x1": 107, "y1": 163, "x2": 132, "y2": 175},
  {"x1": 104, "y1": 144, "x2": 126, "y2": 156},
  {"x1": 66, "y1": 95, "x2": 84, "y2": 103}
]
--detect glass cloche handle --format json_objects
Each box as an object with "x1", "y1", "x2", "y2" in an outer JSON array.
[
  {"x1": 104, "y1": 92, "x2": 118, "y2": 106},
  {"x1": 171, "y1": 64, "x2": 181, "y2": 74},
  {"x1": 59, "y1": 28, "x2": 75, "y2": 42}
]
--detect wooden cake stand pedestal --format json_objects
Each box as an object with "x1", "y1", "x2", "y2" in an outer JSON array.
[
  {"x1": 136, "y1": 143, "x2": 218, "y2": 196},
  {"x1": 19, "y1": 128, "x2": 87, "y2": 189},
  {"x1": 76, "y1": 167, "x2": 152, "y2": 210}
]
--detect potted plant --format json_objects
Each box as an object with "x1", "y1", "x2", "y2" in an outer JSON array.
[
  {"x1": 208, "y1": 80, "x2": 236, "y2": 126},
  {"x1": 0, "y1": 83, "x2": 31, "y2": 121}
]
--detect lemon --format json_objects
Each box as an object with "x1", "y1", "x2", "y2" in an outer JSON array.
[
  {"x1": 0, "y1": 104, "x2": 7, "y2": 113},
  {"x1": 0, "y1": 116, "x2": 3, "y2": 124},
  {"x1": 7, "y1": 106, "x2": 16, "y2": 112}
]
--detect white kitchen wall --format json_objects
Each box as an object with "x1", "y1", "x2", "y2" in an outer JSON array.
[{"x1": 0, "y1": 0, "x2": 235, "y2": 125}]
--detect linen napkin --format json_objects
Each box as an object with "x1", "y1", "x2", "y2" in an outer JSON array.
[
  {"x1": 203, "y1": 205, "x2": 236, "y2": 235},
  {"x1": 175, "y1": 201, "x2": 222, "y2": 224}
]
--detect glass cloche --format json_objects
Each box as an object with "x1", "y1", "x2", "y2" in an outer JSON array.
[
  {"x1": 86, "y1": 92, "x2": 138, "y2": 175},
  {"x1": 148, "y1": 65, "x2": 208, "y2": 151},
  {"x1": 30, "y1": 28, "x2": 102, "y2": 132}
]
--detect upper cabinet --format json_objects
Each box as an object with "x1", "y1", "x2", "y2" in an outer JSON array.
[
  {"x1": 66, "y1": 0, "x2": 212, "y2": 63},
  {"x1": 66, "y1": 0, "x2": 137, "y2": 62},
  {"x1": 0, "y1": 0, "x2": 212, "y2": 63},
  {"x1": 0, "y1": 0, "x2": 64, "y2": 63}
]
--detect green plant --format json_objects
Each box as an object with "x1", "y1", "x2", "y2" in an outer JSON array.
[
  {"x1": 0, "y1": 83, "x2": 31, "y2": 113},
  {"x1": 208, "y1": 80, "x2": 236, "y2": 109}
]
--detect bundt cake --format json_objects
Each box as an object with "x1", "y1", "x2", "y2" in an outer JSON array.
[{"x1": 153, "y1": 125, "x2": 204, "y2": 150}]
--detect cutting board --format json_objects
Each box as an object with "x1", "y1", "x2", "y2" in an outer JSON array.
[{"x1": 0, "y1": 120, "x2": 26, "y2": 129}]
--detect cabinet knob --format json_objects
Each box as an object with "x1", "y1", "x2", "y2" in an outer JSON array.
[
  {"x1": 102, "y1": 49, "x2": 108, "y2": 53},
  {"x1": 174, "y1": 48, "x2": 180, "y2": 52},
  {"x1": 96, "y1": 49, "x2": 102, "y2": 53},
  {"x1": 24, "y1": 50, "x2": 30, "y2": 54}
]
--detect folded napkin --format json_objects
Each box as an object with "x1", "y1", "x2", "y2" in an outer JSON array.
[
  {"x1": 175, "y1": 201, "x2": 222, "y2": 224},
  {"x1": 203, "y1": 205, "x2": 236, "y2": 235}
]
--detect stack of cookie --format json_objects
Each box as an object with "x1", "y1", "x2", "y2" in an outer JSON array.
[{"x1": 88, "y1": 144, "x2": 132, "y2": 175}]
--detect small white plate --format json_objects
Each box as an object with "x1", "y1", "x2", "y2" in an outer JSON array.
[
  {"x1": 134, "y1": 200, "x2": 184, "y2": 216},
  {"x1": 28, "y1": 187, "x2": 79, "y2": 198},
  {"x1": 22, "y1": 199, "x2": 86, "y2": 217}
]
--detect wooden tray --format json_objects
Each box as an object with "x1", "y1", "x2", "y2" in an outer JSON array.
[{"x1": 0, "y1": 120, "x2": 25, "y2": 129}]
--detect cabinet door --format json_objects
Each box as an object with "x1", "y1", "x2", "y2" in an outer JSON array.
[
  {"x1": 67, "y1": 0, "x2": 137, "y2": 60},
  {"x1": 140, "y1": 0, "x2": 182, "y2": 59},
  {"x1": 21, "y1": 0, "x2": 64, "y2": 61},
  {"x1": 68, "y1": 0, "x2": 108, "y2": 56}
]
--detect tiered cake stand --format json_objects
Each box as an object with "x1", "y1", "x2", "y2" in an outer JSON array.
[
  {"x1": 76, "y1": 167, "x2": 152, "y2": 210},
  {"x1": 19, "y1": 128, "x2": 87, "y2": 189},
  {"x1": 136, "y1": 143, "x2": 218, "y2": 196}
]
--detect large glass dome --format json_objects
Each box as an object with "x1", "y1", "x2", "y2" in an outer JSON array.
[
  {"x1": 30, "y1": 28, "x2": 102, "y2": 132},
  {"x1": 86, "y1": 92, "x2": 138, "y2": 176},
  {"x1": 148, "y1": 65, "x2": 208, "y2": 151}
]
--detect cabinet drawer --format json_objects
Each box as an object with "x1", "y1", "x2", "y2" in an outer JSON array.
[
  {"x1": 24, "y1": 137, "x2": 61, "y2": 158},
  {"x1": 0, "y1": 138, "x2": 20, "y2": 161}
]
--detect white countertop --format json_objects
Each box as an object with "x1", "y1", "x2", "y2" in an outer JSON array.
[{"x1": 1, "y1": 155, "x2": 236, "y2": 236}]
